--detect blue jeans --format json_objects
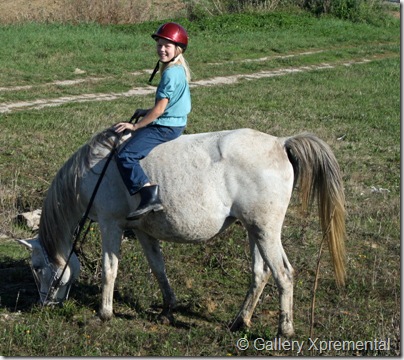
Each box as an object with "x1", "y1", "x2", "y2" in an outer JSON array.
[{"x1": 116, "y1": 125, "x2": 184, "y2": 195}]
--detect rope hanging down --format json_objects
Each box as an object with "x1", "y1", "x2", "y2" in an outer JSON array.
[{"x1": 52, "y1": 112, "x2": 139, "y2": 291}]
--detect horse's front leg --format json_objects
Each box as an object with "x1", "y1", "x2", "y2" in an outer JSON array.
[
  {"x1": 136, "y1": 230, "x2": 177, "y2": 322},
  {"x1": 99, "y1": 222, "x2": 123, "y2": 321}
]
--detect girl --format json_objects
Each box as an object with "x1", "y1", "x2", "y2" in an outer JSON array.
[{"x1": 114, "y1": 22, "x2": 191, "y2": 220}]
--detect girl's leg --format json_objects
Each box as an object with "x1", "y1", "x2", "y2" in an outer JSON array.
[
  {"x1": 116, "y1": 127, "x2": 154, "y2": 195},
  {"x1": 116, "y1": 125, "x2": 184, "y2": 219}
]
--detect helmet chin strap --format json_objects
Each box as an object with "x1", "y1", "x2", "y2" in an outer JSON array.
[
  {"x1": 148, "y1": 60, "x2": 160, "y2": 84},
  {"x1": 148, "y1": 55, "x2": 180, "y2": 84}
]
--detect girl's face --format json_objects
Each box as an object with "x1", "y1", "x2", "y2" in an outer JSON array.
[{"x1": 156, "y1": 38, "x2": 178, "y2": 63}]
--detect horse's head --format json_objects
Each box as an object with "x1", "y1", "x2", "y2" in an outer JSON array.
[{"x1": 17, "y1": 237, "x2": 80, "y2": 305}]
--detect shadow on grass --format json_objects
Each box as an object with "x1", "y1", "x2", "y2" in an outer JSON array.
[
  {"x1": 0, "y1": 256, "x2": 102, "y2": 314},
  {"x1": 0, "y1": 257, "x2": 221, "y2": 331},
  {"x1": 0, "y1": 257, "x2": 37, "y2": 311}
]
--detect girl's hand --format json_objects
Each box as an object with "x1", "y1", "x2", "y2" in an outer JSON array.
[{"x1": 114, "y1": 122, "x2": 137, "y2": 133}]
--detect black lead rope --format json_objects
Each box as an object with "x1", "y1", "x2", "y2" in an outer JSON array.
[{"x1": 52, "y1": 112, "x2": 139, "y2": 292}]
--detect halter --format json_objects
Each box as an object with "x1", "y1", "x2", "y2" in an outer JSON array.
[{"x1": 30, "y1": 241, "x2": 73, "y2": 305}]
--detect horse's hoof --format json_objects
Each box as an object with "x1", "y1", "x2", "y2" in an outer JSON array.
[
  {"x1": 158, "y1": 314, "x2": 174, "y2": 326},
  {"x1": 229, "y1": 317, "x2": 250, "y2": 332},
  {"x1": 278, "y1": 312, "x2": 294, "y2": 338},
  {"x1": 98, "y1": 309, "x2": 114, "y2": 322},
  {"x1": 277, "y1": 326, "x2": 295, "y2": 338}
]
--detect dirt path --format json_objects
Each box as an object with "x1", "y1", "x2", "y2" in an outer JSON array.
[{"x1": 0, "y1": 54, "x2": 394, "y2": 114}]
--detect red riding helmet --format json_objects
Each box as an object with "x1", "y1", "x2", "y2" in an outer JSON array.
[{"x1": 152, "y1": 22, "x2": 189, "y2": 51}]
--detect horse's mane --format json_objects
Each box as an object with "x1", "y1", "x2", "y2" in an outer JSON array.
[{"x1": 39, "y1": 128, "x2": 122, "y2": 265}]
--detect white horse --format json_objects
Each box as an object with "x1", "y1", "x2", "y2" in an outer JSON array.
[{"x1": 18, "y1": 127, "x2": 346, "y2": 337}]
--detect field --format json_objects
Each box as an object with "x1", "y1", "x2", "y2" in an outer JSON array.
[
  {"x1": 0, "y1": 0, "x2": 187, "y2": 24},
  {"x1": 0, "y1": 3, "x2": 400, "y2": 357}
]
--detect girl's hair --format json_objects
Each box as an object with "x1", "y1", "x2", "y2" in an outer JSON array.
[{"x1": 160, "y1": 46, "x2": 191, "y2": 83}]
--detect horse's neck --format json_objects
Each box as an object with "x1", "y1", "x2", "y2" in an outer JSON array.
[
  {"x1": 39, "y1": 159, "x2": 88, "y2": 266},
  {"x1": 40, "y1": 129, "x2": 122, "y2": 265},
  {"x1": 40, "y1": 203, "x2": 84, "y2": 266}
]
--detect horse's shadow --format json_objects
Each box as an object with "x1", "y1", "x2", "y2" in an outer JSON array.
[
  {"x1": 0, "y1": 257, "x2": 38, "y2": 311},
  {"x1": 142, "y1": 301, "x2": 217, "y2": 330},
  {"x1": 1, "y1": 258, "x2": 218, "y2": 330},
  {"x1": 97, "y1": 289, "x2": 216, "y2": 329},
  {"x1": 0, "y1": 258, "x2": 100, "y2": 314}
]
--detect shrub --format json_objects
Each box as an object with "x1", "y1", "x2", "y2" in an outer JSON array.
[{"x1": 299, "y1": 0, "x2": 391, "y2": 25}]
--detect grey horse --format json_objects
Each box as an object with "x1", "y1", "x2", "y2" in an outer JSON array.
[{"x1": 18, "y1": 128, "x2": 346, "y2": 337}]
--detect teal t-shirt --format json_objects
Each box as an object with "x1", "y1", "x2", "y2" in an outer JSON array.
[{"x1": 153, "y1": 65, "x2": 191, "y2": 127}]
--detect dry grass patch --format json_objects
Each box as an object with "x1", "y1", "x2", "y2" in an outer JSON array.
[{"x1": 0, "y1": 0, "x2": 186, "y2": 24}]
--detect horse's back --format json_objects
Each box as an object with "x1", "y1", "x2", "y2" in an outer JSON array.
[
  {"x1": 137, "y1": 129, "x2": 294, "y2": 241},
  {"x1": 142, "y1": 128, "x2": 290, "y2": 190},
  {"x1": 144, "y1": 128, "x2": 286, "y2": 170}
]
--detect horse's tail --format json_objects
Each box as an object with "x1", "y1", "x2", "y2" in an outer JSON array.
[{"x1": 284, "y1": 133, "x2": 346, "y2": 287}]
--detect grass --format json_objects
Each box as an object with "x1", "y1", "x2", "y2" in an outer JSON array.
[
  {"x1": 0, "y1": 9, "x2": 400, "y2": 357},
  {"x1": 0, "y1": 0, "x2": 187, "y2": 25},
  {"x1": 0, "y1": 12, "x2": 399, "y2": 86}
]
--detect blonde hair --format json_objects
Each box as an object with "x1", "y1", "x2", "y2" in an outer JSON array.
[{"x1": 160, "y1": 46, "x2": 191, "y2": 83}]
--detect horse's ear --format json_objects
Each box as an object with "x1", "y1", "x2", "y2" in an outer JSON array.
[{"x1": 16, "y1": 237, "x2": 37, "y2": 251}]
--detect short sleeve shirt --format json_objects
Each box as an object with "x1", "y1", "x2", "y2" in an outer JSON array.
[{"x1": 153, "y1": 64, "x2": 191, "y2": 127}]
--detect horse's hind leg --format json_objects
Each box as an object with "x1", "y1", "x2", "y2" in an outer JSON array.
[
  {"x1": 230, "y1": 238, "x2": 272, "y2": 331},
  {"x1": 135, "y1": 230, "x2": 177, "y2": 321},
  {"x1": 231, "y1": 221, "x2": 294, "y2": 337},
  {"x1": 240, "y1": 224, "x2": 295, "y2": 337}
]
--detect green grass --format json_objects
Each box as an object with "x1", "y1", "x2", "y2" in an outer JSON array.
[
  {"x1": 0, "y1": 12, "x2": 399, "y2": 85},
  {"x1": 0, "y1": 10, "x2": 400, "y2": 356}
]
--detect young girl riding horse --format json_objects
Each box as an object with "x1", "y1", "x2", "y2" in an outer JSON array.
[{"x1": 113, "y1": 23, "x2": 191, "y2": 220}]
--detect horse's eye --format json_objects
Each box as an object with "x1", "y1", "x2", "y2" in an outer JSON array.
[{"x1": 33, "y1": 267, "x2": 43, "y2": 274}]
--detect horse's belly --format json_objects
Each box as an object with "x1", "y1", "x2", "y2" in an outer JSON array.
[{"x1": 139, "y1": 205, "x2": 233, "y2": 243}]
